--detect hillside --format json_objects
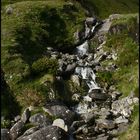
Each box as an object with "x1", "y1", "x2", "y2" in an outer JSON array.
[{"x1": 1, "y1": 0, "x2": 139, "y2": 140}]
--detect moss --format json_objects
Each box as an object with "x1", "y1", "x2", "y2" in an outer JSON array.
[
  {"x1": 32, "y1": 57, "x2": 58, "y2": 75},
  {"x1": 1, "y1": 0, "x2": 86, "y2": 114}
]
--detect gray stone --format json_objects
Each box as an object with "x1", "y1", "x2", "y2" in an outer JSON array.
[
  {"x1": 65, "y1": 63, "x2": 76, "y2": 73},
  {"x1": 115, "y1": 116, "x2": 128, "y2": 124},
  {"x1": 21, "y1": 108, "x2": 30, "y2": 123},
  {"x1": 14, "y1": 115, "x2": 21, "y2": 122},
  {"x1": 6, "y1": 6, "x2": 13, "y2": 14},
  {"x1": 89, "y1": 89, "x2": 109, "y2": 100},
  {"x1": 96, "y1": 119, "x2": 115, "y2": 130},
  {"x1": 1, "y1": 129, "x2": 10, "y2": 140},
  {"x1": 17, "y1": 127, "x2": 39, "y2": 139},
  {"x1": 111, "y1": 96, "x2": 137, "y2": 117},
  {"x1": 10, "y1": 120, "x2": 24, "y2": 140},
  {"x1": 16, "y1": 126, "x2": 69, "y2": 140},
  {"x1": 44, "y1": 102, "x2": 75, "y2": 125},
  {"x1": 85, "y1": 17, "x2": 97, "y2": 27},
  {"x1": 53, "y1": 119, "x2": 68, "y2": 132},
  {"x1": 29, "y1": 113, "x2": 51, "y2": 127}
]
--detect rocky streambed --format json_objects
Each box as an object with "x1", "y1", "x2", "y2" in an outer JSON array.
[{"x1": 1, "y1": 15, "x2": 139, "y2": 140}]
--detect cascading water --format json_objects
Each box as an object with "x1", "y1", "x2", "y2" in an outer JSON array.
[{"x1": 73, "y1": 39, "x2": 101, "y2": 114}]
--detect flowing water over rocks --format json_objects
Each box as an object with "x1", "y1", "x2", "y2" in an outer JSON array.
[{"x1": 3, "y1": 15, "x2": 139, "y2": 140}]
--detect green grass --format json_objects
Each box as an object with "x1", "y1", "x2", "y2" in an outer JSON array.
[
  {"x1": 97, "y1": 14, "x2": 139, "y2": 139},
  {"x1": 1, "y1": 0, "x2": 86, "y2": 112},
  {"x1": 79, "y1": 0, "x2": 139, "y2": 19},
  {"x1": 118, "y1": 105, "x2": 139, "y2": 140}
]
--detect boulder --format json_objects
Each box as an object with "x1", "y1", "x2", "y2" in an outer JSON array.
[
  {"x1": 65, "y1": 63, "x2": 76, "y2": 73},
  {"x1": 21, "y1": 108, "x2": 30, "y2": 123},
  {"x1": 85, "y1": 17, "x2": 97, "y2": 27},
  {"x1": 88, "y1": 89, "x2": 109, "y2": 100},
  {"x1": 53, "y1": 119, "x2": 68, "y2": 132},
  {"x1": 10, "y1": 120, "x2": 24, "y2": 140},
  {"x1": 16, "y1": 126, "x2": 69, "y2": 140},
  {"x1": 1, "y1": 129, "x2": 10, "y2": 140},
  {"x1": 44, "y1": 101, "x2": 75, "y2": 125},
  {"x1": 71, "y1": 75, "x2": 80, "y2": 86},
  {"x1": 115, "y1": 116, "x2": 128, "y2": 124},
  {"x1": 29, "y1": 113, "x2": 52, "y2": 127},
  {"x1": 6, "y1": 6, "x2": 13, "y2": 14},
  {"x1": 96, "y1": 119, "x2": 115, "y2": 130}
]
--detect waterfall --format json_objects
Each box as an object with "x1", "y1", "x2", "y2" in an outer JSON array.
[
  {"x1": 76, "y1": 41, "x2": 89, "y2": 56},
  {"x1": 75, "y1": 67, "x2": 100, "y2": 93}
]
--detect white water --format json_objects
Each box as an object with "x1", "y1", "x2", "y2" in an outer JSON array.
[
  {"x1": 75, "y1": 67, "x2": 100, "y2": 93},
  {"x1": 73, "y1": 21, "x2": 101, "y2": 115},
  {"x1": 76, "y1": 41, "x2": 89, "y2": 56}
]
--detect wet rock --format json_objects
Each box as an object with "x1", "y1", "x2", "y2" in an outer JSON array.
[
  {"x1": 44, "y1": 101, "x2": 75, "y2": 125},
  {"x1": 21, "y1": 108, "x2": 30, "y2": 123},
  {"x1": 1, "y1": 129, "x2": 10, "y2": 140},
  {"x1": 53, "y1": 119, "x2": 68, "y2": 132},
  {"x1": 89, "y1": 89, "x2": 109, "y2": 100},
  {"x1": 29, "y1": 113, "x2": 52, "y2": 127},
  {"x1": 10, "y1": 120, "x2": 24, "y2": 140},
  {"x1": 17, "y1": 126, "x2": 69, "y2": 140},
  {"x1": 96, "y1": 119, "x2": 115, "y2": 130}
]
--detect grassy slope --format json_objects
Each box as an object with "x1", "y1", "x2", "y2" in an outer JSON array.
[
  {"x1": 97, "y1": 14, "x2": 139, "y2": 140},
  {"x1": 1, "y1": 0, "x2": 86, "y2": 116},
  {"x1": 79, "y1": 0, "x2": 139, "y2": 19}
]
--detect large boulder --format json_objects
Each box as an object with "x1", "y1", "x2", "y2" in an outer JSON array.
[
  {"x1": 29, "y1": 113, "x2": 52, "y2": 127},
  {"x1": 17, "y1": 126, "x2": 69, "y2": 140},
  {"x1": 53, "y1": 119, "x2": 68, "y2": 132},
  {"x1": 43, "y1": 101, "x2": 75, "y2": 125},
  {"x1": 88, "y1": 89, "x2": 110, "y2": 101},
  {"x1": 10, "y1": 120, "x2": 24, "y2": 140}
]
